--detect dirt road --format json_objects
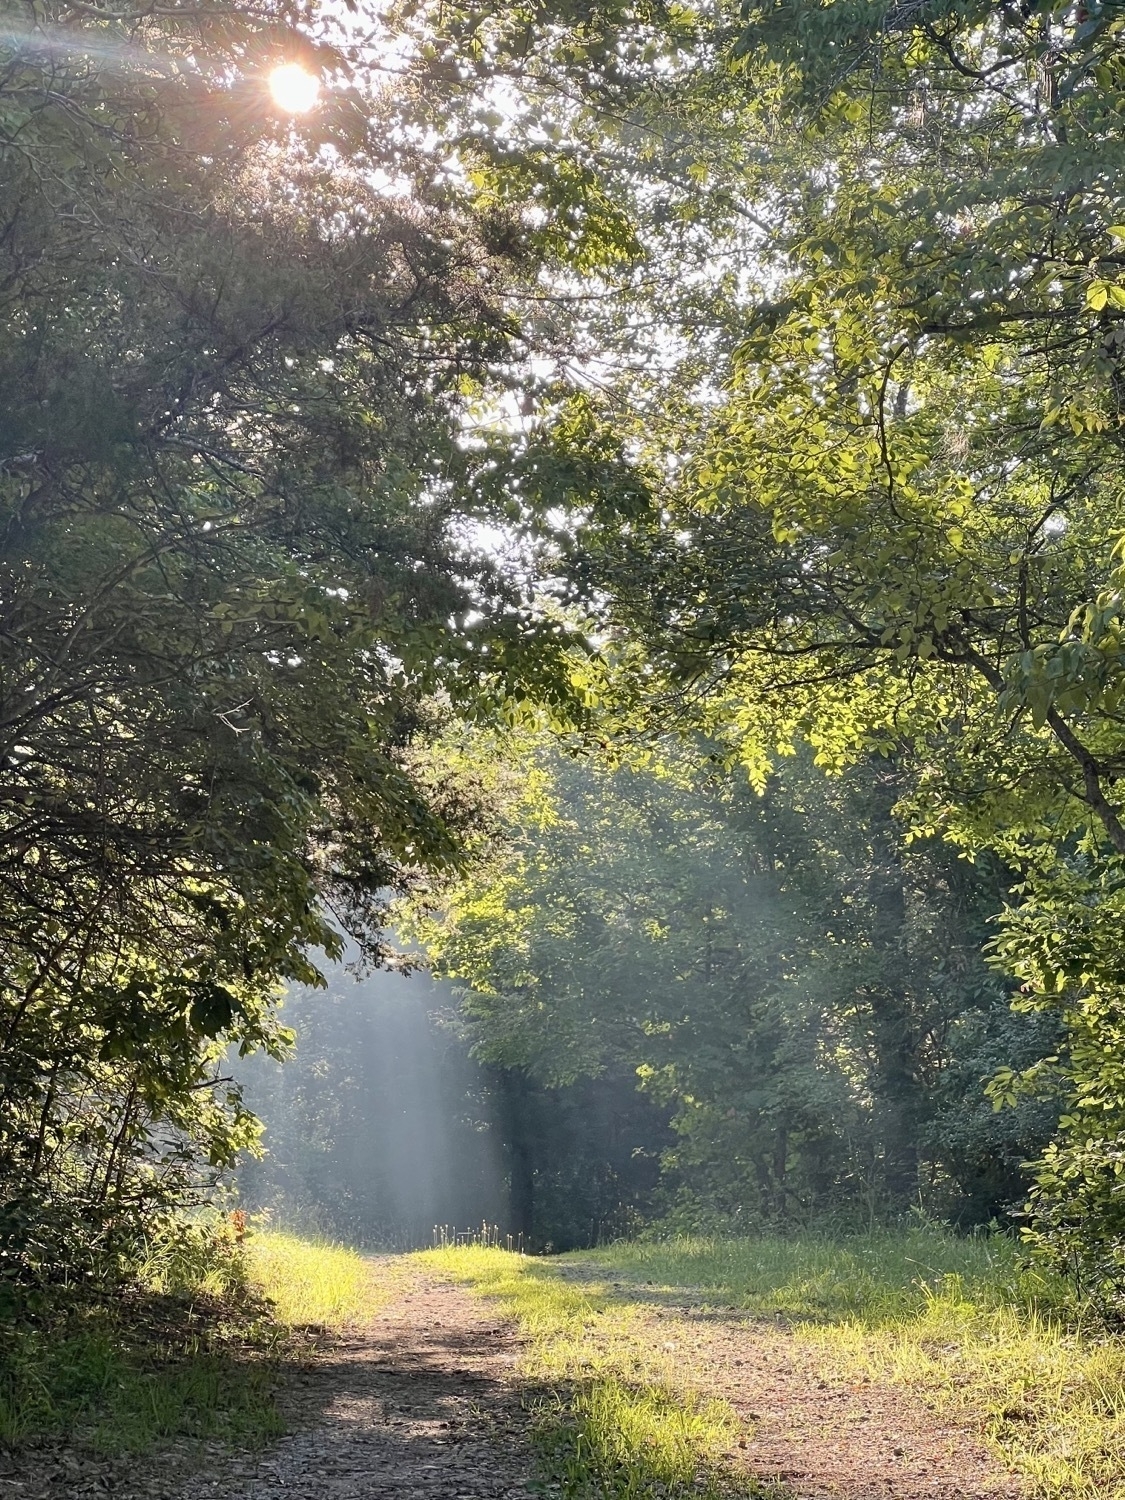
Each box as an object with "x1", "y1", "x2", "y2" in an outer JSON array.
[
  {"x1": 560, "y1": 1265, "x2": 1023, "y2": 1500},
  {"x1": 3, "y1": 1261, "x2": 1025, "y2": 1500},
  {"x1": 184, "y1": 1270, "x2": 538, "y2": 1500}
]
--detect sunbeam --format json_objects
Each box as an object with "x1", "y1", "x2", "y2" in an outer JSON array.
[{"x1": 0, "y1": 21, "x2": 182, "y2": 75}]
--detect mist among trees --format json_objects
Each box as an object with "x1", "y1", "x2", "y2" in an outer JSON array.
[
  {"x1": 8, "y1": 0, "x2": 1125, "y2": 1321},
  {"x1": 236, "y1": 964, "x2": 671, "y2": 1250}
]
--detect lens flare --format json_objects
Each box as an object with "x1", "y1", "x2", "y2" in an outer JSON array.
[{"x1": 269, "y1": 63, "x2": 320, "y2": 114}]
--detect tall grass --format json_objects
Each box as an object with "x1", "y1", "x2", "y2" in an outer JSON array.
[{"x1": 246, "y1": 1230, "x2": 388, "y2": 1329}]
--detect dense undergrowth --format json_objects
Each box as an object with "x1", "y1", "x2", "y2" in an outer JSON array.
[
  {"x1": 0, "y1": 1226, "x2": 377, "y2": 1457},
  {"x1": 424, "y1": 1227, "x2": 1125, "y2": 1500}
]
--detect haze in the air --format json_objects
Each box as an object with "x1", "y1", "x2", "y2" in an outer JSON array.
[{"x1": 236, "y1": 967, "x2": 508, "y2": 1247}]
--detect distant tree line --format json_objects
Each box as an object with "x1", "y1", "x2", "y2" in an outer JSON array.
[{"x1": 236, "y1": 965, "x2": 672, "y2": 1252}]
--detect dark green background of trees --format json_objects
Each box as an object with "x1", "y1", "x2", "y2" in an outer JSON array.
[
  {"x1": 242, "y1": 743, "x2": 1059, "y2": 1251},
  {"x1": 404, "y1": 743, "x2": 1062, "y2": 1243},
  {"x1": 236, "y1": 965, "x2": 672, "y2": 1252}
]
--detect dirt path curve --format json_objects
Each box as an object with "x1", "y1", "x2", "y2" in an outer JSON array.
[{"x1": 187, "y1": 1263, "x2": 538, "y2": 1500}]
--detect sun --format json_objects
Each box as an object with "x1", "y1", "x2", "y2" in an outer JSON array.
[{"x1": 269, "y1": 63, "x2": 320, "y2": 114}]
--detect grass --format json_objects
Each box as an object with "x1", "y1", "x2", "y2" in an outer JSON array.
[
  {"x1": 0, "y1": 1323, "x2": 285, "y2": 1453},
  {"x1": 423, "y1": 1228, "x2": 1125, "y2": 1500},
  {"x1": 417, "y1": 1245, "x2": 762, "y2": 1500},
  {"x1": 573, "y1": 1229, "x2": 1125, "y2": 1500},
  {"x1": 10, "y1": 1220, "x2": 1125, "y2": 1499},
  {"x1": 0, "y1": 1226, "x2": 387, "y2": 1460},
  {"x1": 246, "y1": 1230, "x2": 389, "y2": 1329},
  {"x1": 577, "y1": 1225, "x2": 1045, "y2": 1323}
]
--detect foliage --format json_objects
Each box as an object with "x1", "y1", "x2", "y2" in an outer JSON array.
[
  {"x1": 487, "y1": 1064, "x2": 671, "y2": 1250},
  {"x1": 428, "y1": 0, "x2": 1125, "y2": 1289},
  {"x1": 15, "y1": 0, "x2": 1125, "y2": 1317},
  {"x1": 407, "y1": 733, "x2": 1057, "y2": 1227},
  {"x1": 236, "y1": 969, "x2": 509, "y2": 1246},
  {"x1": 235, "y1": 966, "x2": 670, "y2": 1251},
  {"x1": 0, "y1": 0, "x2": 580, "y2": 1290},
  {"x1": 989, "y1": 866, "x2": 1125, "y2": 1309},
  {"x1": 0, "y1": 1216, "x2": 280, "y2": 1455}
]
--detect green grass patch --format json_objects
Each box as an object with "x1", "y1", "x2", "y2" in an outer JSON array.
[
  {"x1": 573, "y1": 1229, "x2": 1125, "y2": 1500},
  {"x1": 534, "y1": 1377, "x2": 745, "y2": 1500},
  {"x1": 574, "y1": 1225, "x2": 1051, "y2": 1324},
  {"x1": 419, "y1": 1246, "x2": 760, "y2": 1500},
  {"x1": 0, "y1": 1322, "x2": 284, "y2": 1453},
  {"x1": 246, "y1": 1230, "x2": 388, "y2": 1329},
  {"x1": 0, "y1": 1227, "x2": 387, "y2": 1460},
  {"x1": 425, "y1": 1229, "x2": 1125, "y2": 1500}
]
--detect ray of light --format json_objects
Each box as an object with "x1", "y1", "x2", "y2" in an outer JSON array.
[{"x1": 0, "y1": 22, "x2": 180, "y2": 75}]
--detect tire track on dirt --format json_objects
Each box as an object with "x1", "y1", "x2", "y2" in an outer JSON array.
[
  {"x1": 187, "y1": 1265, "x2": 538, "y2": 1500},
  {"x1": 559, "y1": 1265, "x2": 1024, "y2": 1500}
]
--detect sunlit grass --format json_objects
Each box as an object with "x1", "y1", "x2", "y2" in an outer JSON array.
[
  {"x1": 536, "y1": 1377, "x2": 744, "y2": 1500},
  {"x1": 419, "y1": 1246, "x2": 756, "y2": 1499},
  {"x1": 426, "y1": 1230, "x2": 1125, "y2": 1500},
  {"x1": 802, "y1": 1281, "x2": 1125, "y2": 1500},
  {"x1": 578, "y1": 1226, "x2": 1052, "y2": 1323},
  {"x1": 580, "y1": 1230, "x2": 1125, "y2": 1500},
  {"x1": 246, "y1": 1230, "x2": 388, "y2": 1329}
]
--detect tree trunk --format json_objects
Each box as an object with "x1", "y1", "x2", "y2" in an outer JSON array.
[{"x1": 497, "y1": 1068, "x2": 535, "y2": 1239}]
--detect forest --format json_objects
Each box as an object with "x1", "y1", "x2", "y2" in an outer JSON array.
[{"x1": 6, "y1": 0, "x2": 1125, "y2": 1493}]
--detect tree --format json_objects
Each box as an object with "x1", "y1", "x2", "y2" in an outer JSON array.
[
  {"x1": 235, "y1": 966, "x2": 669, "y2": 1251},
  {"x1": 0, "y1": 0, "x2": 576, "y2": 1289},
  {"x1": 407, "y1": 732, "x2": 1055, "y2": 1227},
  {"x1": 475, "y1": 0, "x2": 1125, "y2": 1289}
]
